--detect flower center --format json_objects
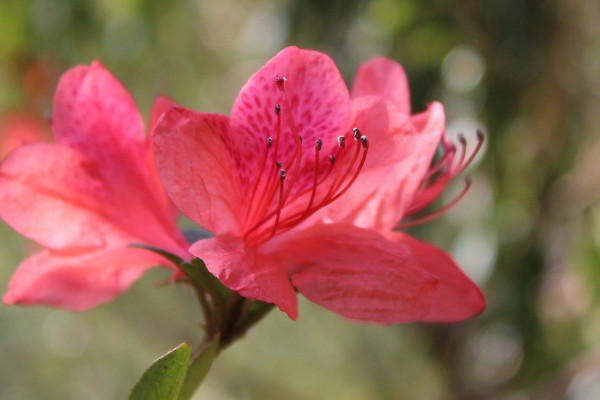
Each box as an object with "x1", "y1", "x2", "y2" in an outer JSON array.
[{"x1": 242, "y1": 77, "x2": 369, "y2": 247}]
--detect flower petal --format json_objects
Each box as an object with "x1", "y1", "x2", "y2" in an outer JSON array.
[
  {"x1": 146, "y1": 95, "x2": 180, "y2": 220},
  {"x1": 153, "y1": 107, "x2": 243, "y2": 235},
  {"x1": 351, "y1": 57, "x2": 411, "y2": 115},
  {"x1": 0, "y1": 143, "x2": 113, "y2": 250},
  {"x1": 52, "y1": 61, "x2": 146, "y2": 164},
  {"x1": 3, "y1": 247, "x2": 166, "y2": 311},
  {"x1": 263, "y1": 223, "x2": 438, "y2": 323},
  {"x1": 148, "y1": 95, "x2": 177, "y2": 135},
  {"x1": 384, "y1": 232, "x2": 486, "y2": 322},
  {"x1": 190, "y1": 234, "x2": 298, "y2": 319},
  {"x1": 316, "y1": 98, "x2": 444, "y2": 231},
  {"x1": 230, "y1": 46, "x2": 351, "y2": 196}
]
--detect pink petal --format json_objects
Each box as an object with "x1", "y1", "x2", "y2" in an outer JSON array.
[
  {"x1": 316, "y1": 98, "x2": 444, "y2": 231},
  {"x1": 0, "y1": 142, "x2": 188, "y2": 259},
  {"x1": 148, "y1": 95, "x2": 178, "y2": 135},
  {"x1": 230, "y1": 46, "x2": 351, "y2": 197},
  {"x1": 52, "y1": 61, "x2": 146, "y2": 164},
  {"x1": 3, "y1": 247, "x2": 167, "y2": 311},
  {"x1": 190, "y1": 234, "x2": 298, "y2": 319},
  {"x1": 51, "y1": 62, "x2": 187, "y2": 253},
  {"x1": 264, "y1": 223, "x2": 438, "y2": 323},
  {"x1": 146, "y1": 95, "x2": 180, "y2": 220},
  {"x1": 351, "y1": 57, "x2": 411, "y2": 115},
  {"x1": 0, "y1": 143, "x2": 114, "y2": 250},
  {"x1": 152, "y1": 107, "x2": 244, "y2": 235},
  {"x1": 384, "y1": 232, "x2": 486, "y2": 322}
]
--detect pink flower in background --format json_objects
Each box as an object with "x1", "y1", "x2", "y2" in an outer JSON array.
[
  {"x1": 0, "y1": 62, "x2": 189, "y2": 310},
  {"x1": 0, "y1": 112, "x2": 51, "y2": 159},
  {"x1": 152, "y1": 46, "x2": 485, "y2": 323}
]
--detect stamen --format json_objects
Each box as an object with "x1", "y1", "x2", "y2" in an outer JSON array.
[
  {"x1": 353, "y1": 127, "x2": 361, "y2": 140},
  {"x1": 329, "y1": 155, "x2": 335, "y2": 164},
  {"x1": 337, "y1": 136, "x2": 345, "y2": 148},
  {"x1": 244, "y1": 136, "x2": 273, "y2": 231},
  {"x1": 396, "y1": 177, "x2": 472, "y2": 229},
  {"x1": 459, "y1": 130, "x2": 484, "y2": 172},
  {"x1": 243, "y1": 104, "x2": 282, "y2": 233},
  {"x1": 331, "y1": 133, "x2": 362, "y2": 194},
  {"x1": 268, "y1": 169, "x2": 286, "y2": 239},
  {"x1": 423, "y1": 145, "x2": 456, "y2": 181},
  {"x1": 275, "y1": 76, "x2": 303, "y2": 207},
  {"x1": 360, "y1": 135, "x2": 368, "y2": 148},
  {"x1": 328, "y1": 135, "x2": 369, "y2": 202},
  {"x1": 303, "y1": 138, "x2": 322, "y2": 218}
]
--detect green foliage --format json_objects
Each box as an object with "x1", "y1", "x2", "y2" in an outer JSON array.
[{"x1": 128, "y1": 342, "x2": 191, "y2": 400}]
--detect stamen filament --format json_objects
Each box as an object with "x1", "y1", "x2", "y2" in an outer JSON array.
[
  {"x1": 396, "y1": 177, "x2": 472, "y2": 229},
  {"x1": 244, "y1": 137, "x2": 272, "y2": 231}
]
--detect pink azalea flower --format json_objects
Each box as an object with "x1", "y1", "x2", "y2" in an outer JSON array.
[
  {"x1": 152, "y1": 46, "x2": 485, "y2": 323},
  {"x1": 0, "y1": 62, "x2": 189, "y2": 310},
  {"x1": 0, "y1": 111, "x2": 52, "y2": 160}
]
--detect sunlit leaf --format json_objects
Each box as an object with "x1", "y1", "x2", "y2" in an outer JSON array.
[
  {"x1": 128, "y1": 341, "x2": 192, "y2": 400},
  {"x1": 179, "y1": 336, "x2": 220, "y2": 400}
]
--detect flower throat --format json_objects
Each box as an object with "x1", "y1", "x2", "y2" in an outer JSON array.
[{"x1": 242, "y1": 76, "x2": 369, "y2": 247}]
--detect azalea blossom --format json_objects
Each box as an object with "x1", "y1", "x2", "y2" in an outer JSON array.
[
  {"x1": 0, "y1": 111, "x2": 52, "y2": 159},
  {"x1": 0, "y1": 62, "x2": 189, "y2": 310},
  {"x1": 152, "y1": 46, "x2": 485, "y2": 323}
]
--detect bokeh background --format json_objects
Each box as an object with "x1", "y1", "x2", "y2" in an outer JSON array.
[{"x1": 1, "y1": 0, "x2": 600, "y2": 399}]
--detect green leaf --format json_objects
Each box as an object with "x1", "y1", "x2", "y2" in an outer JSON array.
[
  {"x1": 179, "y1": 336, "x2": 220, "y2": 400},
  {"x1": 179, "y1": 258, "x2": 229, "y2": 298},
  {"x1": 129, "y1": 243, "x2": 185, "y2": 266},
  {"x1": 128, "y1": 341, "x2": 192, "y2": 400}
]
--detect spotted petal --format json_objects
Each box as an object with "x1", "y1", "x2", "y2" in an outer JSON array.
[{"x1": 230, "y1": 46, "x2": 351, "y2": 196}]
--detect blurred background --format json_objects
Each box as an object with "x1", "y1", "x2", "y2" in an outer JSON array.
[{"x1": 1, "y1": 0, "x2": 599, "y2": 399}]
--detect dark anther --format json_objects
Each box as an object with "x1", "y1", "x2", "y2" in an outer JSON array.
[
  {"x1": 267, "y1": 137, "x2": 273, "y2": 147},
  {"x1": 360, "y1": 135, "x2": 369, "y2": 148},
  {"x1": 279, "y1": 169, "x2": 287, "y2": 180},
  {"x1": 329, "y1": 155, "x2": 336, "y2": 164},
  {"x1": 275, "y1": 104, "x2": 281, "y2": 115},
  {"x1": 276, "y1": 161, "x2": 283, "y2": 167},
  {"x1": 476, "y1": 129, "x2": 485, "y2": 141},
  {"x1": 299, "y1": 135, "x2": 303, "y2": 144},
  {"x1": 275, "y1": 76, "x2": 287, "y2": 91},
  {"x1": 353, "y1": 128, "x2": 361, "y2": 140},
  {"x1": 337, "y1": 136, "x2": 345, "y2": 148},
  {"x1": 316, "y1": 138, "x2": 323, "y2": 151}
]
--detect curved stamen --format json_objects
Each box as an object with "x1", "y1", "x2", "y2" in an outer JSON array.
[
  {"x1": 457, "y1": 130, "x2": 484, "y2": 173},
  {"x1": 396, "y1": 177, "x2": 472, "y2": 230}
]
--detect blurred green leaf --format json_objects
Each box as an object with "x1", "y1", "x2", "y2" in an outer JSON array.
[
  {"x1": 179, "y1": 336, "x2": 220, "y2": 400},
  {"x1": 128, "y1": 341, "x2": 192, "y2": 400},
  {"x1": 129, "y1": 243, "x2": 185, "y2": 266},
  {"x1": 179, "y1": 258, "x2": 229, "y2": 299}
]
